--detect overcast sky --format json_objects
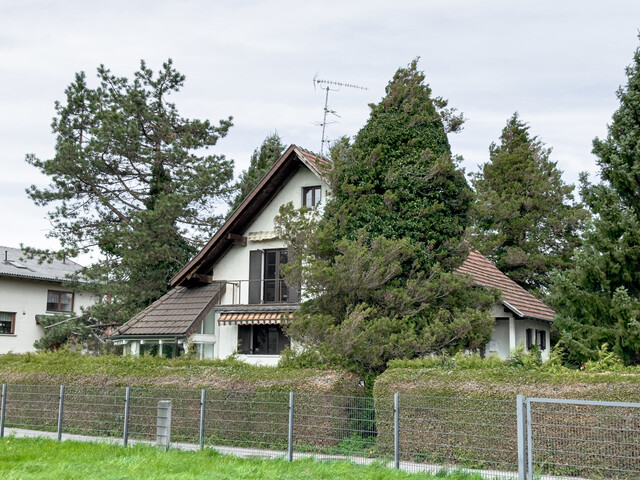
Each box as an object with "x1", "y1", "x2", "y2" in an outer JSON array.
[{"x1": 2, "y1": 1, "x2": 640, "y2": 263}]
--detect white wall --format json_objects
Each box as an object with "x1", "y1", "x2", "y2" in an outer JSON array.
[
  {"x1": 484, "y1": 302, "x2": 551, "y2": 360},
  {"x1": 0, "y1": 277, "x2": 95, "y2": 353}
]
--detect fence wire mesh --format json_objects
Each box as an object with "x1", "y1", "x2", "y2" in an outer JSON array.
[
  {"x1": 528, "y1": 399, "x2": 640, "y2": 480},
  {"x1": 1, "y1": 383, "x2": 639, "y2": 480},
  {"x1": 396, "y1": 395, "x2": 518, "y2": 478}
]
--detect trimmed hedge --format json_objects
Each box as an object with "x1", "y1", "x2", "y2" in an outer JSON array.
[{"x1": 373, "y1": 355, "x2": 640, "y2": 477}]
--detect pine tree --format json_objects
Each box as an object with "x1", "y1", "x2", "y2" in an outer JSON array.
[
  {"x1": 470, "y1": 113, "x2": 586, "y2": 297},
  {"x1": 26, "y1": 60, "x2": 235, "y2": 334},
  {"x1": 551, "y1": 39, "x2": 640, "y2": 365},
  {"x1": 228, "y1": 133, "x2": 285, "y2": 212},
  {"x1": 277, "y1": 60, "x2": 496, "y2": 376}
]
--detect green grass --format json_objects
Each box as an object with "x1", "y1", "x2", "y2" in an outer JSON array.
[{"x1": 0, "y1": 436, "x2": 487, "y2": 480}]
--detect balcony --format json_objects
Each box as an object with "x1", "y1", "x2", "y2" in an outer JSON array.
[{"x1": 218, "y1": 279, "x2": 300, "y2": 306}]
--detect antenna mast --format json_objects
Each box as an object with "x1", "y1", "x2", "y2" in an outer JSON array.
[{"x1": 313, "y1": 75, "x2": 367, "y2": 155}]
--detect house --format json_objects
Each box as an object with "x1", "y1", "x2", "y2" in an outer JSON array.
[
  {"x1": 111, "y1": 145, "x2": 555, "y2": 363},
  {"x1": 0, "y1": 246, "x2": 95, "y2": 353},
  {"x1": 456, "y1": 248, "x2": 555, "y2": 360}
]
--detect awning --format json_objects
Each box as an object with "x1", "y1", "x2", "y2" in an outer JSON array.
[
  {"x1": 247, "y1": 230, "x2": 278, "y2": 242},
  {"x1": 218, "y1": 311, "x2": 293, "y2": 326}
]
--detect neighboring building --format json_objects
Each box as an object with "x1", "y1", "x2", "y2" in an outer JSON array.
[
  {"x1": 111, "y1": 145, "x2": 555, "y2": 363},
  {"x1": 456, "y1": 248, "x2": 555, "y2": 360},
  {"x1": 0, "y1": 247, "x2": 95, "y2": 353}
]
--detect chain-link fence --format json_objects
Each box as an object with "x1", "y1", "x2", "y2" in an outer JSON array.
[{"x1": 1, "y1": 383, "x2": 638, "y2": 479}]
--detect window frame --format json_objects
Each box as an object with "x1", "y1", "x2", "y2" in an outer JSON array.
[
  {"x1": 237, "y1": 324, "x2": 290, "y2": 355},
  {"x1": 263, "y1": 248, "x2": 289, "y2": 303},
  {"x1": 535, "y1": 329, "x2": 547, "y2": 351},
  {"x1": 302, "y1": 186, "x2": 322, "y2": 208},
  {"x1": 0, "y1": 312, "x2": 16, "y2": 335},
  {"x1": 47, "y1": 290, "x2": 74, "y2": 313}
]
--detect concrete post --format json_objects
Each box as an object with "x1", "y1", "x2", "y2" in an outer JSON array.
[{"x1": 157, "y1": 400, "x2": 172, "y2": 450}]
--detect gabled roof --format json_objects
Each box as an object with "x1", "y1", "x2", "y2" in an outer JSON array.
[
  {"x1": 170, "y1": 145, "x2": 329, "y2": 288},
  {"x1": 110, "y1": 283, "x2": 225, "y2": 338},
  {"x1": 0, "y1": 246, "x2": 84, "y2": 283},
  {"x1": 456, "y1": 248, "x2": 555, "y2": 322}
]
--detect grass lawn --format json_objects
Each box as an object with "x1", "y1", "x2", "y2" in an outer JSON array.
[{"x1": 0, "y1": 436, "x2": 488, "y2": 480}]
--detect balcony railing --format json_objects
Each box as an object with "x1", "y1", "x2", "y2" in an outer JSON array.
[{"x1": 220, "y1": 279, "x2": 300, "y2": 305}]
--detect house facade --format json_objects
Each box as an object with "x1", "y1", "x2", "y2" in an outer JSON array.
[
  {"x1": 111, "y1": 146, "x2": 328, "y2": 364},
  {"x1": 0, "y1": 247, "x2": 95, "y2": 353},
  {"x1": 111, "y1": 145, "x2": 555, "y2": 363}
]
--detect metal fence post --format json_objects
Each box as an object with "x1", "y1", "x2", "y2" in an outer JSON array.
[
  {"x1": 394, "y1": 392, "x2": 400, "y2": 469},
  {"x1": 0, "y1": 384, "x2": 6, "y2": 439},
  {"x1": 57, "y1": 385, "x2": 65, "y2": 441},
  {"x1": 526, "y1": 398, "x2": 533, "y2": 480},
  {"x1": 287, "y1": 392, "x2": 294, "y2": 462},
  {"x1": 516, "y1": 394, "x2": 526, "y2": 480},
  {"x1": 199, "y1": 389, "x2": 206, "y2": 450},
  {"x1": 123, "y1": 387, "x2": 131, "y2": 446}
]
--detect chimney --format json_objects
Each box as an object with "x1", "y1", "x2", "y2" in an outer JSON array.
[{"x1": 4, "y1": 250, "x2": 6, "y2": 262}]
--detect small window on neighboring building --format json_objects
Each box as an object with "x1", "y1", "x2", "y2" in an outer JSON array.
[
  {"x1": 237, "y1": 324, "x2": 290, "y2": 355},
  {"x1": 525, "y1": 328, "x2": 533, "y2": 350},
  {"x1": 0, "y1": 312, "x2": 15, "y2": 334},
  {"x1": 302, "y1": 186, "x2": 322, "y2": 208},
  {"x1": 47, "y1": 290, "x2": 74, "y2": 313},
  {"x1": 535, "y1": 329, "x2": 547, "y2": 350}
]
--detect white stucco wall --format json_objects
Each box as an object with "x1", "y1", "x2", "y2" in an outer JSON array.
[
  {"x1": 484, "y1": 302, "x2": 551, "y2": 360},
  {"x1": 0, "y1": 277, "x2": 95, "y2": 353}
]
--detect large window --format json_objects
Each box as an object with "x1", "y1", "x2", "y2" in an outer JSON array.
[
  {"x1": 0, "y1": 312, "x2": 15, "y2": 334},
  {"x1": 237, "y1": 324, "x2": 290, "y2": 355},
  {"x1": 302, "y1": 186, "x2": 322, "y2": 208},
  {"x1": 264, "y1": 249, "x2": 288, "y2": 303},
  {"x1": 47, "y1": 290, "x2": 74, "y2": 312},
  {"x1": 249, "y1": 249, "x2": 298, "y2": 304}
]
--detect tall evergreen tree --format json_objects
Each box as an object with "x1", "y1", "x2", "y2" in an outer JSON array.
[
  {"x1": 470, "y1": 113, "x2": 586, "y2": 297},
  {"x1": 228, "y1": 133, "x2": 285, "y2": 212},
  {"x1": 277, "y1": 60, "x2": 496, "y2": 376},
  {"x1": 26, "y1": 60, "x2": 235, "y2": 332},
  {"x1": 551, "y1": 40, "x2": 640, "y2": 365}
]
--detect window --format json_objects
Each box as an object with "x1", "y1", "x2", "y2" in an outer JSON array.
[
  {"x1": 237, "y1": 324, "x2": 290, "y2": 355},
  {"x1": 47, "y1": 290, "x2": 74, "y2": 312},
  {"x1": 249, "y1": 249, "x2": 299, "y2": 304},
  {"x1": 264, "y1": 249, "x2": 288, "y2": 303},
  {"x1": 525, "y1": 328, "x2": 533, "y2": 350},
  {"x1": 302, "y1": 186, "x2": 322, "y2": 208},
  {"x1": 0, "y1": 312, "x2": 15, "y2": 334},
  {"x1": 535, "y1": 329, "x2": 547, "y2": 350}
]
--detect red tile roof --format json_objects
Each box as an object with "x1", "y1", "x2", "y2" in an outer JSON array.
[{"x1": 456, "y1": 249, "x2": 555, "y2": 322}]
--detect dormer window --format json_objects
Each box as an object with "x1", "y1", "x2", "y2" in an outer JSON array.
[{"x1": 302, "y1": 186, "x2": 322, "y2": 208}]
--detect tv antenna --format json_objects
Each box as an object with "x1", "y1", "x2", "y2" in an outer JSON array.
[{"x1": 313, "y1": 75, "x2": 367, "y2": 155}]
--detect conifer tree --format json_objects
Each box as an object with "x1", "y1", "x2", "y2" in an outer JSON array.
[
  {"x1": 470, "y1": 113, "x2": 586, "y2": 297},
  {"x1": 26, "y1": 60, "x2": 235, "y2": 334},
  {"x1": 277, "y1": 60, "x2": 496, "y2": 376},
  {"x1": 551, "y1": 40, "x2": 640, "y2": 365}
]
